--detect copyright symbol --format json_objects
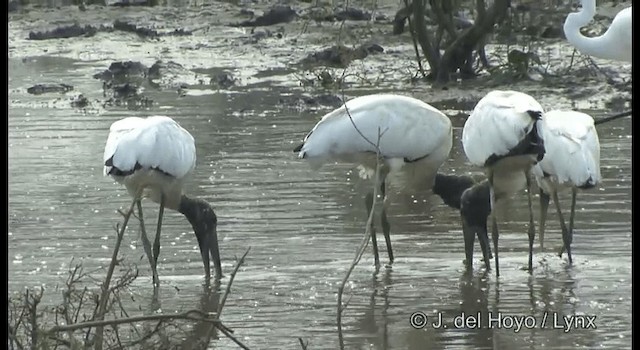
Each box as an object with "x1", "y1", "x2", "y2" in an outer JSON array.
[{"x1": 410, "y1": 311, "x2": 428, "y2": 329}]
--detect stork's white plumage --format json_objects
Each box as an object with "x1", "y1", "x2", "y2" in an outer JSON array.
[
  {"x1": 104, "y1": 116, "x2": 196, "y2": 179},
  {"x1": 532, "y1": 110, "x2": 601, "y2": 262},
  {"x1": 295, "y1": 94, "x2": 453, "y2": 268},
  {"x1": 104, "y1": 115, "x2": 221, "y2": 284},
  {"x1": 104, "y1": 116, "x2": 196, "y2": 209},
  {"x1": 462, "y1": 90, "x2": 545, "y2": 167},
  {"x1": 461, "y1": 90, "x2": 545, "y2": 276}
]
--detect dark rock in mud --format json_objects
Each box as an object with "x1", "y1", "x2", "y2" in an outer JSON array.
[
  {"x1": 333, "y1": 7, "x2": 371, "y2": 21},
  {"x1": 110, "y1": 83, "x2": 139, "y2": 98},
  {"x1": 70, "y1": 94, "x2": 89, "y2": 108},
  {"x1": 27, "y1": 83, "x2": 74, "y2": 95},
  {"x1": 300, "y1": 43, "x2": 384, "y2": 68},
  {"x1": 113, "y1": 19, "x2": 192, "y2": 38},
  {"x1": 109, "y1": 0, "x2": 156, "y2": 6},
  {"x1": 93, "y1": 61, "x2": 148, "y2": 82},
  {"x1": 211, "y1": 72, "x2": 237, "y2": 89},
  {"x1": 148, "y1": 60, "x2": 197, "y2": 89},
  {"x1": 101, "y1": 81, "x2": 153, "y2": 110},
  {"x1": 279, "y1": 93, "x2": 343, "y2": 110},
  {"x1": 305, "y1": 94, "x2": 343, "y2": 108},
  {"x1": 104, "y1": 95, "x2": 154, "y2": 110},
  {"x1": 244, "y1": 28, "x2": 283, "y2": 44},
  {"x1": 113, "y1": 19, "x2": 159, "y2": 38},
  {"x1": 235, "y1": 5, "x2": 297, "y2": 27},
  {"x1": 28, "y1": 24, "x2": 98, "y2": 40},
  {"x1": 148, "y1": 60, "x2": 181, "y2": 80}
]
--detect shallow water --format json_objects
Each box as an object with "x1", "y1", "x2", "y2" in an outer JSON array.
[{"x1": 8, "y1": 2, "x2": 632, "y2": 349}]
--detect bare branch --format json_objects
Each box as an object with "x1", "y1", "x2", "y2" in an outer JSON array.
[
  {"x1": 336, "y1": 83, "x2": 385, "y2": 349},
  {"x1": 94, "y1": 198, "x2": 138, "y2": 350},
  {"x1": 217, "y1": 247, "x2": 251, "y2": 317},
  {"x1": 299, "y1": 337, "x2": 309, "y2": 350},
  {"x1": 48, "y1": 309, "x2": 222, "y2": 333}
]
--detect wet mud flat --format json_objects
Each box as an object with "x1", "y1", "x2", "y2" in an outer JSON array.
[{"x1": 9, "y1": 0, "x2": 632, "y2": 113}]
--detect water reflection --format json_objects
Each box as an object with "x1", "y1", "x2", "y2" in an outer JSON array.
[{"x1": 8, "y1": 50, "x2": 631, "y2": 349}]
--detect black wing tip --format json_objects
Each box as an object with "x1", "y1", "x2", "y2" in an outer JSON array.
[
  {"x1": 293, "y1": 143, "x2": 304, "y2": 153},
  {"x1": 527, "y1": 110, "x2": 543, "y2": 120}
]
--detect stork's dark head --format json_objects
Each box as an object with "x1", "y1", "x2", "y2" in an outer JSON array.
[
  {"x1": 460, "y1": 180, "x2": 492, "y2": 270},
  {"x1": 178, "y1": 195, "x2": 222, "y2": 280},
  {"x1": 432, "y1": 173, "x2": 476, "y2": 210}
]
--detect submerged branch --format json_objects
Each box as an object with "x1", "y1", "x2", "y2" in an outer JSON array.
[{"x1": 336, "y1": 82, "x2": 385, "y2": 349}]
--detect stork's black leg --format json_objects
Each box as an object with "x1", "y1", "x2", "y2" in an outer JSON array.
[
  {"x1": 380, "y1": 179, "x2": 394, "y2": 266},
  {"x1": 488, "y1": 171, "x2": 500, "y2": 277},
  {"x1": 153, "y1": 193, "x2": 165, "y2": 270},
  {"x1": 137, "y1": 200, "x2": 159, "y2": 287},
  {"x1": 525, "y1": 170, "x2": 536, "y2": 273},
  {"x1": 477, "y1": 223, "x2": 492, "y2": 270},
  {"x1": 554, "y1": 190, "x2": 573, "y2": 264},
  {"x1": 365, "y1": 192, "x2": 380, "y2": 270},
  {"x1": 539, "y1": 189, "x2": 550, "y2": 251},
  {"x1": 462, "y1": 218, "x2": 475, "y2": 271},
  {"x1": 562, "y1": 188, "x2": 577, "y2": 262}
]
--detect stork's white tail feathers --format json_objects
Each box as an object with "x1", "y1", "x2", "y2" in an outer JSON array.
[{"x1": 533, "y1": 110, "x2": 601, "y2": 191}]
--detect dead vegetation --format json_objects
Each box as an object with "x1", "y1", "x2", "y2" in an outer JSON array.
[{"x1": 8, "y1": 198, "x2": 251, "y2": 350}]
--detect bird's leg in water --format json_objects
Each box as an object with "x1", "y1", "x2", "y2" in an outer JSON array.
[
  {"x1": 462, "y1": 219, "x2": 475, "y2": 270},
  {"x1": 477, "y1": 223, "x2": 492, "y2": 270},
  {"x1": 525, "y1": 170, "x2": 536, "y2": 273},
  {"x1": 137, "y1": 200, "x2": 159, "y2": 287},
  {"x1": 153, "y1": 193, "x2": 165, "y2": 269},
  {"x1": 379, "y1": 179, "x2": 394, "y2": 266},
  {"x1": 539, "y1": 189, "x2": 550, "y2": 251},
  {"x1": 365, "y1": 192, "x2": 380, "y2": 271},
  {"x1": 488, "y1": 171, "x2": 500, "y2": 277},
  {"x1": 555, "y1": 189, "x2": 574, "y2": 264}
]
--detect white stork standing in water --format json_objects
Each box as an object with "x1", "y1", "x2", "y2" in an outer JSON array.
[
  {"x1": 103, "y1": 116, "x2": 222, "y2": 285},
  {"x1": 532, "y1": 110, "x2": 601, "y2": 264},
  {"x1": 461, "y1": 90, "x2": 545, "y2": 276},
  {"x1": 293, "y1": 94, "x2": 453, "y2": 269},
  {"x1": 460, "y1": 110, "x2": 624, "y2": 272},
  {"x1": 563, "y1": 0, "x2": 631, "y2": 63}
]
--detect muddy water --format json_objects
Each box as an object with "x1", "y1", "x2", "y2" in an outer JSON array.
[{"x1": 9, "y1": 2, "x2": 631, "y2": 350}]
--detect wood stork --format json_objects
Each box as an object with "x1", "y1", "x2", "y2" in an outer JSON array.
[
  {"x1": 294, "y1": 94, "x2": 453, "y2": 268},
  {"x1": 563, "y1": 0, "x2": 631, "y2": 62},
  {"x1": 460, "y1": 109, "x2": 626, "y2": 271},
  {"x1": 461, "y1": 90, "x2": 545, "y2": 276},
  {"x1": 103, "y1": 115, "x2": 222, "y2": 284},
  {"x1": 532, "y1": 110, "x2": 601, "y2": 264}
]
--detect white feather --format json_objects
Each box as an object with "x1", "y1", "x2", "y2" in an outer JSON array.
[
  {"x1": 103, "y1": 116, "x2": 196, "y2": 178},
  {"x1": 462, "y1": 90, "x2": 544, "y2": 167},
  {"x1": 532, "y1": 110, "x2": 601, "y2": 193},
  {"x1": 103, "y1": 116, "x2": 196, "y2": 209},
  {"x1": 296, "y1": 94, "x2": 452, "y2": 190}
]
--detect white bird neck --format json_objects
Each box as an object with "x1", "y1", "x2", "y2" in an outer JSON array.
[{"x1": 563, "y1": 0, "x2": 608, "y2": 58}]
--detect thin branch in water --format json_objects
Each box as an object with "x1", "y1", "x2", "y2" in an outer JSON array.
[
  {"x1": 217, "y1": 247, "x2": 251, "y2": 317},
  {"x1": 215, "y1": 324, "x2": 251, "y2": 350},
  {"x1": 94, "y1": 198, "x2": 138, "y2": 350},
  {"x1": 298, "y1": 337, "x2": 309, "y2": 350},
  {"x1": 48, "y1": 309, "x2": 223, "y2": 333}
]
